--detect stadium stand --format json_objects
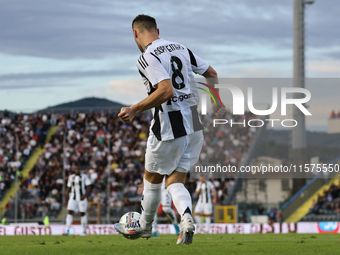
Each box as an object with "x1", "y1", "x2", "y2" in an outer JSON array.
[
  {"x1": 1, "y1": 109, "x2": 259, "y2": 223},
  {"x1": 281, "y1": 155, "x2": 340, "y2": 222},
  {"x1": 0, "y1": 112, "x2": 52, "y2": 202}
]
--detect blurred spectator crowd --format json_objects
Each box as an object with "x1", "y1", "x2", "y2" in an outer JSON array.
[
  {"x1": 310, "y1": 182, "x2": 340, "y2": 215},
  {"x1": 0, "y1": 110, "x2": 50, "y2": 202},
  {"x1": 1, "y1": 109, "x2": 260, "y2": 222}
]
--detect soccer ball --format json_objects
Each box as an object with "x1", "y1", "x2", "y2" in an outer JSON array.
[
  {"x1": 119, "y1": 212, "x2": 141, "y2": 240},
  {"x1": 119, "y1": 211, "x2": 141, "y2": 224}
]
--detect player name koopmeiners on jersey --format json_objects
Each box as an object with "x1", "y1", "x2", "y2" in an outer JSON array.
[{"x1": 153, "y1": 44, "x2": 184, "y2": 56}]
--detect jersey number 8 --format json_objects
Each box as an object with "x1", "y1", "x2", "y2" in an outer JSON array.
[{"x1": 170, "y1": 56, "x2": 185, "y2": 90}]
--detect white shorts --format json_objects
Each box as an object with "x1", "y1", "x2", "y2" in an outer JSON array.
[
  {"x1": 161, "y1": 189, "x2": 172, "y2": 207},
  {"x1": 194, "y1": 202, "x2": 213, "y2": 215},
  {"x1": 145, "y1": 130, "x2": 203, "y2": 176},
  {"x1": 67, "y1": 198, "x2": 88, "y2": 213}
]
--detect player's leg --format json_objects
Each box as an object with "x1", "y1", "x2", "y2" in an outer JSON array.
[
  {"x1": 161, "y1": 189, "x2": 178, "y2": 224},
  {"x1": 166, "y1": 131, "x2": 204, "y2": 244},
  {"x1": 65, "y1": 210, "x2": 74, "y2": 235},
  {"x1": 65, "y1": 199, "x2": 76, "y2": 235},
  {"x1": 166, "y1": 171, "x2": 195, "y2": 244},
  {"x1": 203, "y1": 203, "x2": 213, "y2": 233},
  {"x1": 114, "y1": 170, "x2": 163, "y2": 238},
  {"x1": 79, "y1": 199, "x2": 88, "y2": 236},
  {"x1": 140, "y1": 171, "x2": 163, "y2": 232},
  {"x1": 152, "y1": 211, "x2": 159, "y2": 237},
  {"x1": 194, "y1": 202, "x2": 203, "y2": 227}
]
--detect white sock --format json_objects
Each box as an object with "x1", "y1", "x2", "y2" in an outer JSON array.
[
  {"x1": 81, "y1": 215, "x2": 87, "y2": 233},
  {"x1": 152, "y1": 213, "x2": 158, "y2": 233},
  {"x1": 195, "y1": 215, "x2": 202, "y2": 224},
  {"x1": 167, "y1": 183, "x2": 192, "y2": 221},
  {"x1": 205, "y1": 216, "x2": 211, "y2": 232},
  {"x1": 140, "y1": 178, "x2": 162, "y2": 230},
  {"x1": 163, "y1": 206, "x2": 178, "y2": 224},
  {"x1": 66, "y1": 214, "x2": 73, "y2": 231}
]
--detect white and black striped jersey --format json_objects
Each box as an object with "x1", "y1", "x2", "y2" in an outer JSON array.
[
  {"x1": 137, "y1": 38, "x2": 209, "y2": 141},
  {"x1": 67, "y1": 174, "x2": 91, "y2": 201},
  {"x1": 196, "y1": 181, "x2": 214, "y2": 204}
]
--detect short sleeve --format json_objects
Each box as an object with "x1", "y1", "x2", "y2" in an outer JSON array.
[
  {"x1": 67, "y1": 175, "x2": 72, "y2": 188},
  {"x1": 137, "y1": 53, "x2": 170, "y2": 87},
  {"x1": 187, "y1": 48, "x2": 209, "y2": 75}
]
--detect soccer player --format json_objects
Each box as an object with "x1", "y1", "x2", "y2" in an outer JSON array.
[
  {"x1": 115, "y1": 14, "x2": 225, "y2": 244},
  {"x1": 63, "y1": 166, "x2": 91, "y2": 236},
  {"x1": 194, "y1": 177, "x2": 217, "y2": 233}
]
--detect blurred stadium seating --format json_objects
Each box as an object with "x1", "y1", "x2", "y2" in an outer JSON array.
[{"x1": 0, "y1": 109, "x2": 260, "y2": 223}]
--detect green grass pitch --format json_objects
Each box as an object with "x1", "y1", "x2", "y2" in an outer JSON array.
[{"x1": 0, "y1": 234, "x2": 339, "y2": 255}]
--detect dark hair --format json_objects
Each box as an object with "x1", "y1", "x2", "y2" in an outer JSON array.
[{"x1": 132, "y1": 14, "x2": 157, "y2": 32}]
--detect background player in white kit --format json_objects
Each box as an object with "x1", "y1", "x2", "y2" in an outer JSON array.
[
  {"x1": 115, "y1": 14, "x2": 225, "y2": 244},
  {"x1": 194, "y1": 177, "x2": 217, "y2": 233},
  {"x1": 64, "y1": 166, "x2": 91, "y2": 236}
]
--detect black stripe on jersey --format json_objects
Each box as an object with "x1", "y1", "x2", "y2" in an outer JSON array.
[
  {"x1": 152, "y1": 106, "x2": 162, "y2": 141},
  {"x1": 190, "y1": 105, "x2": 204, "y2": 131},
  {"x1": 139, "y1": 70, "x2": 156, "y2": 95},
  {"x1": 168, "y1": 111, "x2": 187, "y2": 138},
  {"x1": 200, "y1": 186, "x2": 203, "y2": 203},
  {"x1": 72, "y1": 176, "x2": 76, "y2": 199},
  {"x1": 187, "y1": 49, "x2": 197, "y2": 67},
  {"x1": 205, "y1": 185, "x2": 208, "y2": 203},
  {"x1": 141, "y1": 55, "x2": 149, "y2": 67},
  {"x1": 138, "y1": 58, "x2": 146, "y2": 69},
  {"x1": 79, "y1": 177, "x2": 83, "y2": 198},
  {"x1": 150, "y1": 52, "x2": 161, "y2": 63}
]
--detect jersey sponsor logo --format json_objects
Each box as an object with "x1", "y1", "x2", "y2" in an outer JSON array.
[
  {"x1": 167, "y1": 93, "x2": 195, "y2": 105},
  {"x1": 317, "y1": 222, "x2": 339, "y2": 233}
]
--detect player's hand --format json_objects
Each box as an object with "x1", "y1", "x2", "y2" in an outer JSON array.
[
  {"x1": 63, "y1": 201, "x2": 67, "y2": 207},
  {"x1": 118, "y1": 107, "x2": 136, "y2": 123},
  {"x1": 212, "y1": 104, "x2": 226, "y2": 118},
  {"x1": 81, "y1": 195, "x2": 86, "y2": 201}
]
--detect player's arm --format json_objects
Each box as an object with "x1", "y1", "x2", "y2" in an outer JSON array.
[
  {"x1": 119, "y1": 79, "x2": 174, "y2": 123},
  {"x1": 202, "y1": 66, "x2": 225, "y2": 117},
  {"x1": 202, "y1": 66, "x2": 219, "y2": 95},
  {"x1": 81, "y1": 176, "x2": 92, "y2": 200},
  {"x1": 119, "y1": 52, "x2": 173, "y2": 123},
  {"x1": 64, "y1": 176, "x2": 72, "y2": 207},
  {"x1": 64, "y1": 186, "x2": 71, "y2": 207},
  {"x1": 188, "y1": 47, "x2": 225, "y2": 117},
  {"x1": 81, "y1": 185, "x2": 91, "y2": 200},
  {"x1": 195, "y1": 182, "x2": 202, "y2": 195},
  {"x1": 212, "y1": 188, "x2": 218, "y2": 204}
]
